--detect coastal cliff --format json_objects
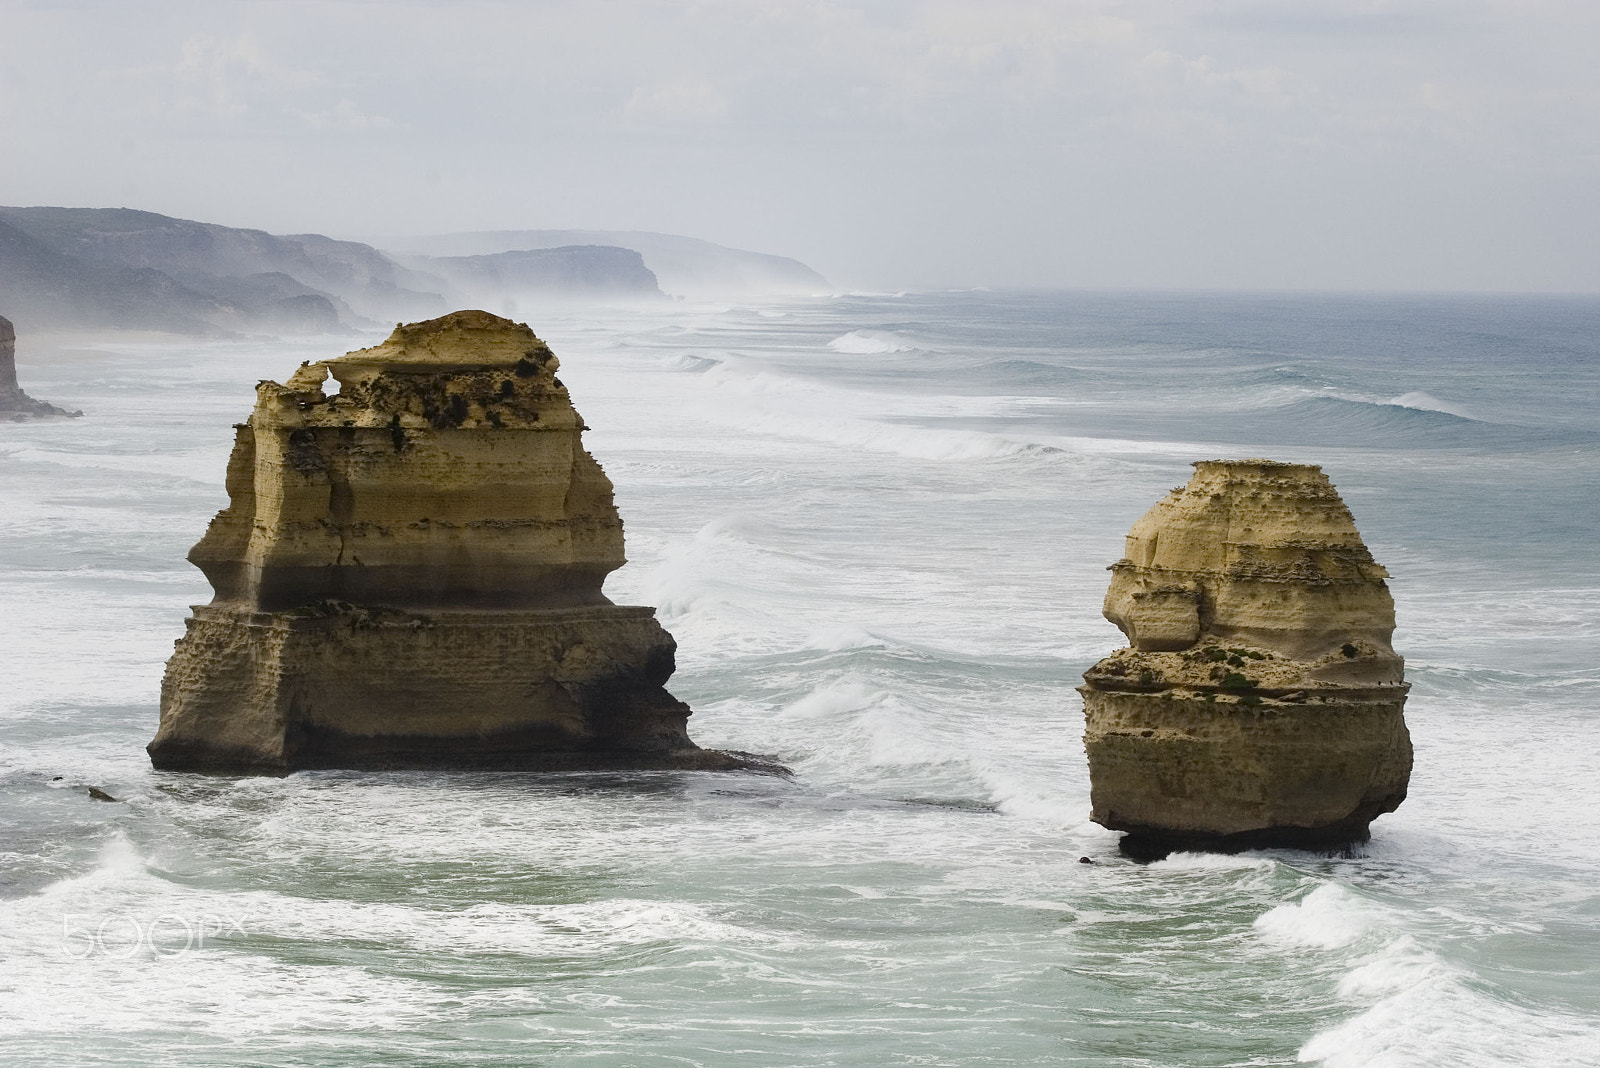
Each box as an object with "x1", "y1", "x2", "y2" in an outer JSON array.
[
  {"x1": 1080, "y1": 460, "x2": 1412, "y2": 857},
  {"x1": 388, "y1": 229, "x2": 828, "y2": 301},
  {"x1": 0, "y1": 206, "x2": 827, "y2": 333},
  {"x1": 406, "y1": 246, "x2": 664, "y2": 310},
  {"x1": 150, "y1": 310, "x2": 743, "y2": 772},
  {"x1": 0, "y1": 315, "x2": 81, "y2": 420}
]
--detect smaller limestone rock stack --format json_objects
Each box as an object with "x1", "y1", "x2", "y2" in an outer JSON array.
[
  {"x1": 151, "y1": 310, "x2": 746, "y2": 773},
  {"x1": 0, "y1": 315, "x2": 82, "y2": 420},
  {"x1": 1080, "y1": 460, "x2": 1411, "y2": 858}
]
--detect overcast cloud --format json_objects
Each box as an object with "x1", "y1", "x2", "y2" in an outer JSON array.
[{"x1": 1, "y1": 0, "x2": 1596, "y2": 290}]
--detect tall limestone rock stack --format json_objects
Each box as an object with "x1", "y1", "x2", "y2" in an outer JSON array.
[
  {"x1": 151, "y1": 309, "x2": 742, "y2": 772},
  {"x1": 1080, "y1": 460, "x2": 1411, "y2": 857},
  {"x1": 0, "y1": 315, "x2": 82, "y2": 420}
]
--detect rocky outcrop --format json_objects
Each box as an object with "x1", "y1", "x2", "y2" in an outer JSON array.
[
  {"x1": 150, "y1": 310, "x2": 747, "y2": 773},
  {"x1": 0, "y1": 315, "x2": 82, "y2": 420},
  {"x1": 1080, "y1": 460, "x2": 1411, "y2": 858}
]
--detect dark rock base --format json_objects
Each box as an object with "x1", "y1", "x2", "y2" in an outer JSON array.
[
  {"x1": 148, "y1": 738, "x2": 783, "y2": 776},
  {"x1": 150, "y1": 602, "x2": 762, "y2": 775},
  {"x1": 1114, "y1": 795, "x2": 1406, "y2": 862}
]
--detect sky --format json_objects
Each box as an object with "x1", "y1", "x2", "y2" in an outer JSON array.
[{"x1": 1, "y1": 0, "x2": 1597, "y2": 291}]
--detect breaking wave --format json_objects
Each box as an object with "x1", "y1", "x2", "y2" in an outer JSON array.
[
  {"x1": 1384, "y1": 390, "x2": 1474, "y2": 419},
  {"x1": 827, "y1": 330, "x2": 919, "y2": 354}
]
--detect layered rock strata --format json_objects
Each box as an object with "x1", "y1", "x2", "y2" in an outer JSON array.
[
  {"x1": 151, "y1": 310, "x2": 743, "y2": 773},
  {"x1": 0, "y1": 315, "x2": 82, "y2": 419},
  {"x1": 1080, "y1": 460, "x2": 1411, "y2": 858}
]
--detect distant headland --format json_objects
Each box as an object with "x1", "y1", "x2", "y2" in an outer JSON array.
[{"x1": 0, "y1": 206, "x2": 829, "y2": 336}]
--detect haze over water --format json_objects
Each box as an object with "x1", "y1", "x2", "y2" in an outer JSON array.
[{"x1": 1, "y1": 291, "x2": 1598, "y2": 1065}]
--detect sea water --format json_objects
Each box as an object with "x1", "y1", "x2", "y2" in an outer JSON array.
[{"x1": 1, "y1": 292, "x2": 1597, "y2": 1066}]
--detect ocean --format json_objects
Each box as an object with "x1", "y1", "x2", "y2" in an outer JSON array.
[{"x1": 1, "y1": 291, "x2": 1597, "y2": 1066}]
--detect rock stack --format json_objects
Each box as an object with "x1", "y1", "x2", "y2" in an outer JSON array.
[
  {"x1": 151, "y1": 310, "x2": 743, "y2": 773},
  {"x1": 1080, "y1": 460, "x2": 1411, "y2": 857},
  {"x1": 0, "y1": 315, "x2": 82, "y2": 420}
]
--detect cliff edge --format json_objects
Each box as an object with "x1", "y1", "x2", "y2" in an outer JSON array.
[
  {"x1": 1079, "y1": 460, "x2": 1412, "y2": 857},
  {"x1": 0, "y1": 315, "x2": 82, "y2": 420}
]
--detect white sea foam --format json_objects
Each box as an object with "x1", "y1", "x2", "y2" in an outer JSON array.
[
  {"x1": 775, "y1": 677, "x2": 982, "y2": 789},
  {"x1": 0, "y1": 832, "x2": 783, "y2": 1039},
  {"x1": 657, "y1": 353, "x2": 722, "y2": 372},
  {"x1": 984, "y1": 780, "x2": 1105, "y2": 834},
  {"x1": 827, "y1": 330, "x2": 919, "y2": 354},
  {"x1": 630, "y1": 513, "x2": 822, "y2": 657},
  {"x1": 1255, "y1": 884, "x2": 1377, "y2": 950},
  {"x1": 689, "y1": 363, "x2": 1058, "y2": 462},
  {"x1": 1300, "y1": 936, "x2": 1600, "y2": 1067},
  {"x1": 803, "y1": 625, "x2": 887, "y2": 651}
]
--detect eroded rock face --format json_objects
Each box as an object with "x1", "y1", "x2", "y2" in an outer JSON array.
[
  {"x1": 151, "y1": 310, "x2": 741, "y2": 773},
  {"x1": 1080, "y1": 460, "x2": 1411, "y2": 857},
  {"x1": 0, "y1": 315, "x2": 82, "y2": 420}
]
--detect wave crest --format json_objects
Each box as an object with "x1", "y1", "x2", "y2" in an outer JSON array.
[
  {"x1": 1385, "y1": 391, "x2": 1474, "y2": 419},
  {"x1": 828, "y1": 330, "x2": 918, "y2": 355}
]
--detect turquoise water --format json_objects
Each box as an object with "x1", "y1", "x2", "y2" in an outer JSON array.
[{"x1": 2, "y1": 293, "x2": 1597, "y2": 1065}]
